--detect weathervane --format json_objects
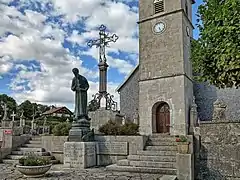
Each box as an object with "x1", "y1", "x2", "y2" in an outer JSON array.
[{"x1": 87, "y1": 24, "x2": 119, "y2": 111}]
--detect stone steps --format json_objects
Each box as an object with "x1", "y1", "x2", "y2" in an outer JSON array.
[
  {"x1": 149, "y1": 137, "x2": 177, "y2": 142},
  {"x1": 106, "y1": 135, "x2": 178, "y2": 175},
  {"x1": 106, "y1": 164, "x2": 177, "y2": 175},
  {"x1": 147, "y1": 141, "x2": 178, "y2": 146},
  {"x1": 117, "y1": 159, "x2": 176, "y2": 169},
  {"x1": 31, "y1": 137, "x2": 42, "y2": 141},
  {"x1": 17, "y1": 147, "x2": 45, "y2": 152},
  {"x1": 22, "y1": 143, "x2": 42, "y2": 148},
  {"x1": 11, "y1": 151, "x2": 50, "y2": 156},
  {"x1": 2, "y1": 159, "x2": 19, "y2": 164},
  {"x1": 28, "y1": 140, "x2": 42, "y2": 144},
  {"x1": 127, "y1": 155, "x2": 176, "y2": 162},
  {"x1": 3, "y1": 136, "x2": 59, "y2": 165},
  {"x1": 161, "y1": 175, "x2": 177, "y2": 180},
  {"x1": 6, "y1": 155, "x2": 54, "y2": 160},
  {"x1": 145, "y1": 145, "x2": 177, "y2": 151},
  {"x1": 137, "y1": 150, "x2": 177, "y2": 156}
]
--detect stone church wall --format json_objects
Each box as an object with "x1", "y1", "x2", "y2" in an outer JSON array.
[
  {"x1": 194, "y1": 81, "x2": 240, "y2": 121},
  {"x1": 118, "y1": 68, "x2": 240, "y2": 122},
  {"x1": 197, "y1": 121, "x2": 240, "y2": 179},
  {"x1": 119, "y1": 68, "x2": 139, "y2": 121}
]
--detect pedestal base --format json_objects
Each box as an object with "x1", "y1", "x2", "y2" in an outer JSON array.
[
  {"x1": 68, "y1": 118, "x2": 94, "y2": 142},
  {"x1": 1, "y1": 121, "x2": 13, "y2": 129},
  {"x1": 64, "y1": 142, "x2": 96, "y2": 168},
  {"x1": 176, "y1": 153, "x2": 194, "y2": 180}
]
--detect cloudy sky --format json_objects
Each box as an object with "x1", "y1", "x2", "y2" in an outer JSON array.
[{"x1": 0, "y1": 0, "x2": 203, "y2": 110}]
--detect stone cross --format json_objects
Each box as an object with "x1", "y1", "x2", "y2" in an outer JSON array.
[
  {"x1": 19, "y1": 111, "x2": 24, "y2": 127},
  {"x1": 22, "y1": 118, "x2": 25, "y2": 127},
  {"x1": 1, "y1": 101, "x2": 8, "y2": 121},
  {"x1": 11, "y1": 111, "x2": 16, "y2": 122},
  {"x1": 43, "y1": 116, "x2": 47, "y2": 127}
]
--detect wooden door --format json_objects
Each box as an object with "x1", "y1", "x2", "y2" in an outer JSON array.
[{"x1": 156, "y1": 103, "x2": 170, "y2": 133}]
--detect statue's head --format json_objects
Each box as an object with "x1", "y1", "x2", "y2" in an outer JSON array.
[{"x1": 72, "y1": 68, "x2": 79, "y2": 76}]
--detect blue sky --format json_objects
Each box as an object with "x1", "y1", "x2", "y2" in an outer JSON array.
[{"x1": 0, "y1": 0, "x2": 203, "y2": 108}]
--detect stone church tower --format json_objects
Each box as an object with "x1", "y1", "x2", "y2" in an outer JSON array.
[{"x1": 138, "y1": 0, "x2": 195, "y2": 136}]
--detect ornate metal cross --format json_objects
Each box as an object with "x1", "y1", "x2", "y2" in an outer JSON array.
[
  {"x1": 87, "y1": 24, "x2": 119, "y2": 63},
  {"x1": 87, "y1": 25, "x2": 119, "y2": 111}
]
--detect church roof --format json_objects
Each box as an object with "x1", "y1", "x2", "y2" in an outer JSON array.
[{"x1": 116, "y1": 65, "x2": 139, "y2": 92}]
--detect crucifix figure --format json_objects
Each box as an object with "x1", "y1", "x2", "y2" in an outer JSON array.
[
  {"x1": 87, "y1": 24, "x2": 118, "y2": 111},
  {"x1": 87, "y1": 24, "x2": 119, "y2": 64},
  {"x1": 11, "y1": 111, "x2": 16, "y2": 122}
]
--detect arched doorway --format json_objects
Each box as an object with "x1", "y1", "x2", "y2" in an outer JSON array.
[{"x1": 156, "y1": 102, "x2": 170, "y2": 133}]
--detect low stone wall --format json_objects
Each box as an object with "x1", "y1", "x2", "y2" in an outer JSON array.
[
  {"x1": 197, "y1": 121, "x2": 240, "y2": 179},
  {"x1": 0, "y1": 135, "x2": 30, "y2": 162},
  {"x1": 42, "y1": 136, "x2": 68, "y2": 163},
  {"x1": 94, "y1": 135, "x2": 148, "y2": 166},
  {"x1": 89, "y1": 109, "x2": 124, "y2": 134},
  {"x1": 12, "y1": 135, "x2": 30, "y2": 149}
]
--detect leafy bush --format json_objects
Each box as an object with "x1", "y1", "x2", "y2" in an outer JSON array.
[
  {"x1": 99, "y1": 120, "x2": 120, "y2": 135},
  {"x1": 23, "y1": 125, "x2": 31, "y2": 134},
  {"x1": 99, "y1": 120, "x2": 139, "y2": 136},
  {"x1": 119, "y1": 122, "x2": 139, "y2": 135},
  {"x1": 52, "y1": 122, "x2": 71, "y2": 136},
  {"x1": 19, "y1": 154, "x2": 50, "y2": 166}
]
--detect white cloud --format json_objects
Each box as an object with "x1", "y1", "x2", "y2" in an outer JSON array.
[{"x1": 0, "y1": 0, "x2": 138, "y2": 108}]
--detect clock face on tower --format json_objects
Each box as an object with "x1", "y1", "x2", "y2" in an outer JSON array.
[{"x1": 153, "y1": 22, "x2": 166, "y2": 34}]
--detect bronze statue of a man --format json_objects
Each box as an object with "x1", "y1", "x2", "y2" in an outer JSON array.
[{"x1": 71, "y1": 68, "x2": 89, "y2": 120}]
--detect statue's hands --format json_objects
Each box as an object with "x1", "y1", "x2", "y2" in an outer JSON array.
[
  {"x1": 76, "y1": 87, "x2": 81, "y2": 91},
  {"x1": 76, "y1": 87, "x2": 87, "y2": 91}
]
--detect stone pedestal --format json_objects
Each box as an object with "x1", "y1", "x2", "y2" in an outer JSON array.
[
  {"x1": 176, "y1": 153, "x2": 194, "y2": 180},
  {"x1": 68, "y1": 118, "x2": 94, "y2": 142},
  {"x1": 1, "y1": 120, "x2": 13, "y2": 129},
  {"x1": 64, "y1": 142, "x2": 96, "y2": 168},
  {"x1": 89, "y1": 108, "x2": 123, "y2": 134}
]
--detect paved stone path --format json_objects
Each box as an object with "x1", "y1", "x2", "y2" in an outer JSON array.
[{"x1": 0, "y1": 164, "x2": 163, "y2": 180}]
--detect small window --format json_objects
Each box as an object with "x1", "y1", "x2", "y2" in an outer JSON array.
[{"x1": 154, "y1": 0, "x2": 164, "y2": 14}]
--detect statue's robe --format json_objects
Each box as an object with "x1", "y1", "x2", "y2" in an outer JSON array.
[{"x1": 71, "y1": 74, "x2": 89, "y2": 120}]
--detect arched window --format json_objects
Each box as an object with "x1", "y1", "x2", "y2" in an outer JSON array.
[{"x1": 154, "y1": 0, "x2": 164, "y2": 14}]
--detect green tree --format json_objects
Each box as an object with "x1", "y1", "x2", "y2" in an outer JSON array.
[
  {"x1": 18, "y1": 100, "x2": 33, "y2": 119},
  {"x1": 0, "y1": 94, "x2": 17, "y2": 119},
  {"x1": 191, "y1": 0, "x2": 240, "y2": 88}
]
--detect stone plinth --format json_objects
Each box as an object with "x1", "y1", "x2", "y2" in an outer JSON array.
[
  {"x1": 176, "y1": 153, "x2": 194, "y2": 180},
  {"x1": 1, "y1": 121, "x2": 13, "y2": 129},
  {"x1": 89, "y1": 108, "x2": 123, "y2": 134},
  {"x1": 64, "y1": 142, "x2": 96, "y2": 168},
  {"x1": 68, "y1": 118, "x2": 94, "y2": 142}
]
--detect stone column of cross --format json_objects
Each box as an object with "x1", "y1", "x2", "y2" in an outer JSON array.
[
  {"x1": 20, "y1": 111, "x2": 24, "y2": 127},
  {"x1": 31, "y1": 106, "x2": 35, "y2": 130}
]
